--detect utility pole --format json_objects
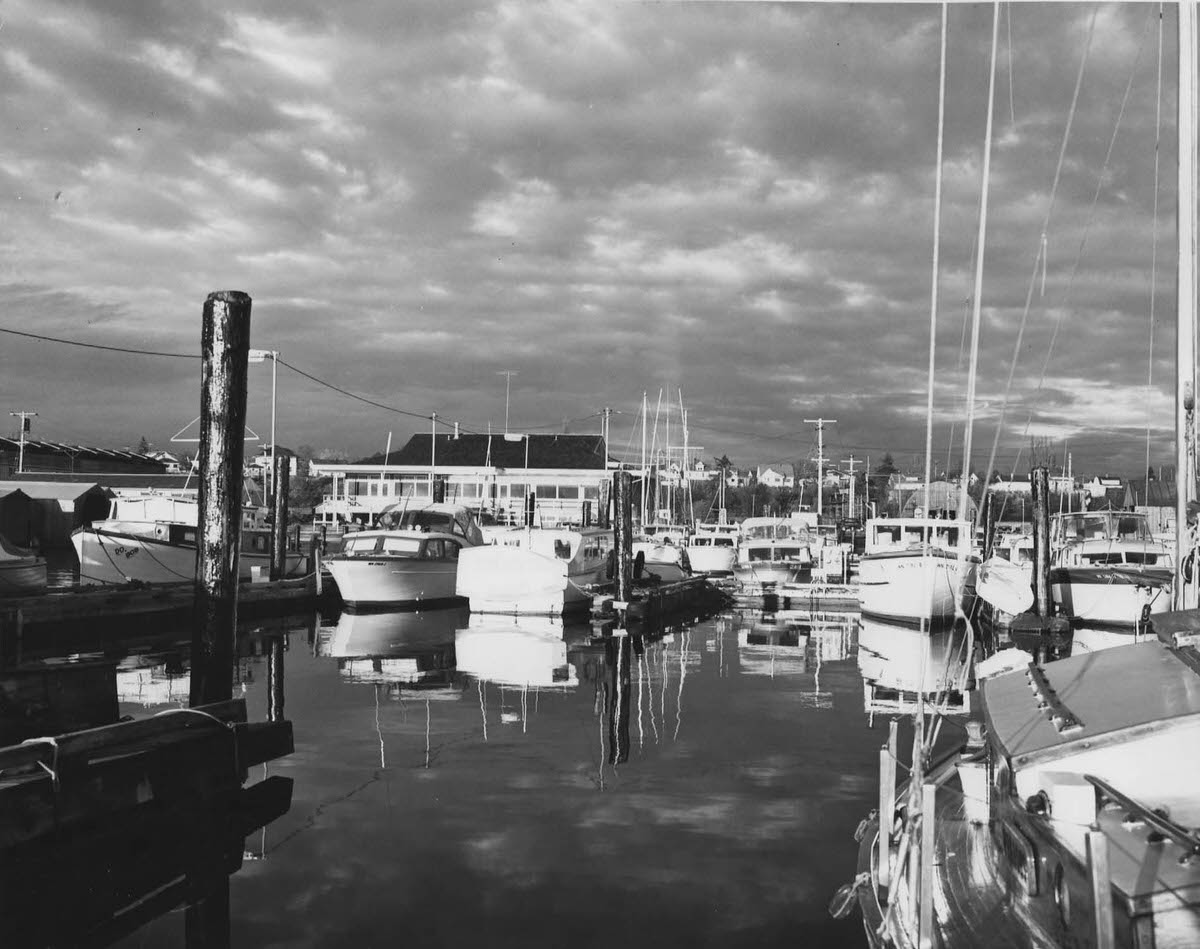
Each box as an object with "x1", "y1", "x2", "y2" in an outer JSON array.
[
  {"x1": 804, "y1": 417, "x2": 836, "y2": 518},
  {"x1": 9, "y1": 411, "x2": 37, "y2": 474},
  {"x1": 847, "y1": 455, "x2": 861, "y2": 520},
  {"x1": 601, "y1": 406, "x2": 612, "y2": 462},
  {"x1": 497, "y1": 370, "x2": 518, "y2": 434}
]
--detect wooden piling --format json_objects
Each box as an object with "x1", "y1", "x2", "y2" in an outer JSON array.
[
  {"x1": 982, "y1": 494, "x2": 996, "y2": 561},
  {"x1": 1031, "y1": 465, "x2": 1052, "y2": 618},
  {"x1": 432, "y1": 476, "x2": 446, "y2": 504},
  {"x1": 598, "y1": 479, "x2": 612, "y2": 529},
  {"x1": 267, "y1": 636, "x2": 284, "y2": 723},
  {"x1": 524, "y1": 492, "x2": 536, "y2": 528},
  {"x1": 270, "y1": 461, "x2": 290, "y2": 581},
  {"x1": 878, "y1": 718, "x2": 898, "y2": 889},
  {"x1": 310, "y1": 535, "x2": 323, "y2": 597},
  {"x1": 1087, "y1": 829, "x2": 1115, "y2": 949},
  {"x1": 918, "y1": 781, "x2": 937, "y2": 949},
  {"x1": 191, "y1": 291, "x2": 252, "y2": 708},
  {"x1": 613, "y1": 471, "x2": 633, "y2": 605}
]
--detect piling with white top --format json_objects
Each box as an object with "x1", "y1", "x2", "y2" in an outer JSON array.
[
  {"x1": 270, "y1": 461, "x2": 290, "y2": 581},
  {"x1": 191, "y1": 291, "x2": 251, "y2": 707}
]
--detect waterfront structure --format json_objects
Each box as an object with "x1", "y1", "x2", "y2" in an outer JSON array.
[{"x1": 312, "y1": 432, "x2": 615, "y2": 528}]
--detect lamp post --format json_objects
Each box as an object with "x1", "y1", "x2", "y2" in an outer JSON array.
[{"x1": 248, "y1": 349, "x2": 279, "y2": 500}]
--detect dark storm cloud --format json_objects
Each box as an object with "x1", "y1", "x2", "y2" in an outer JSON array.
[{"x1": 0, "y1": 0, "x2": 1182, "y2": 474}]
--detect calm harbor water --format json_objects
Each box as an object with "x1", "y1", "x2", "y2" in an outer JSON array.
[
  {"x1": 60, "y1": 600, "x2": 922, "y2": 949},
  {"x1": 19, "y1": 562, "x2": 985, "y2": 949}
]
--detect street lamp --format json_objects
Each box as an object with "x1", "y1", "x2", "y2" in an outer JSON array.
[{"x1": 248, "y1": 350, "x2": 279, "y2": 498}]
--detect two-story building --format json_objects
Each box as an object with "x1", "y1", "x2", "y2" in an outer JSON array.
[{"x1": 312, "y1": 432, "x2": 617, "y2": 528}]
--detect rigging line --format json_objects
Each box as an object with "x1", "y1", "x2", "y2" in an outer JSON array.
[
  {"x1": 1006, "y1": 1, "x2": 1016, "y2": 127},
  {"x1": 924, "y1": 3, "x2": 949, "y2": 501},
  {"x1": 980, "y1": 3, "x2": 1106, "y2": 500},
  {"x1": 1145, "y1": 2, "x2": 1165, "y2": 490},
  {"x1": 957, "y1": 0, "x2": 1001, "y2": 526},
  {"x1": 1014, "y1": 5, "x2": 1151, "y2": 459},
  {"x1": 0, "y1": 325, "x2": 197, "y2": 358}
]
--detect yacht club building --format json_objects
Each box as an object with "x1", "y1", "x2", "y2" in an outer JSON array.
[{"x1": 312, "y1": 432, "x2": 617, "y2": 528}]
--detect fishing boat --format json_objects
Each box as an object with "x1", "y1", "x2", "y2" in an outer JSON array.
[
  {"x1": 1049, "y1": 511, "x2": 1173, "y2": 627},
  {"x1": 324, "y1": 501, "x2": 484, "y2": 609},
  {"x1": 685, "y1": 522, "x2": 738, "y2": 575},
  {"x1": 71, "y1": 492, "x2": 305, "y2": 586},
  {"x1": 854, "y1": 638, "x2": 1200, "y2": 948},
  {"x1": 857, "y1": 516, "x2": 976, "y2": 625},
  {"x1": 0, "y1": 533, "x2": 46, "y2": 596},
  {"x1": 733, "y1": 515, "x2": 815, "y2": 586},
  {"x1": 454, "y1": 525, "x2": 613, "y2": 615}
]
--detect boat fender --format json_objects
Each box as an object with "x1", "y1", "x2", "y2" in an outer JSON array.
[
  {"x1": 853, "y1": 808, "x2": 877, "y2": 843},
  {"x1": 827, "y1": 872, "x2": 870, "y2": 920}
]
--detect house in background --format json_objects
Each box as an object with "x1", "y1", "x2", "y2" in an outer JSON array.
[
  {"x1": 312, "y1": 432, "x2": 614, "y2": 528},
  {"x1": 756, "y1": 464, "x2": 793, "y2": 489}
]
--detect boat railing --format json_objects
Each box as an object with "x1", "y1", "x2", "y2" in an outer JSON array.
[{"x1": 1084, "y1": 774, "x2": 1200, "y2": 858}]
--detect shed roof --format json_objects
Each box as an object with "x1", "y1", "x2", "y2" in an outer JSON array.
[{"x1": 0, "y1": 480, "x2": 111, "y2": 501}]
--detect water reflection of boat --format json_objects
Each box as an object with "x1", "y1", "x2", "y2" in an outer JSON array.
[
  {"x1": 454, "y1": 614, "x2": 580, "y2": 687},
  {"x1": 737, "y1": 612, "x2": 810, "y2": 677},
  {"x1": 856, "y1": 616, "x2": 973, "y2": 716},
  {"x1": 323, "y1": 606, "x2": 465, "y2": 690}
]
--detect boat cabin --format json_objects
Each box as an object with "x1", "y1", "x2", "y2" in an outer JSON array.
[
  {"x1": 339, "y1": 533, "x2": 464, "y2": 562},
  {"x1": 1050, "y1": 511, "x2": 1172, "y2": 567},
  {"x1": 864, "y1": 517, "x2": 971, "y2": 555},
  {"x1": 374, "y1": 502, "x2": 484, "y2": 546}
]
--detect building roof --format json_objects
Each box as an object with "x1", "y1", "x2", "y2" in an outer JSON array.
[
  {"x1": 0, "y1": 480, "x2": 111, "y2": 501},
  {"x1": 6, "y1": 473, "x2": 196, "y2": 490},
  {"x1": 0, "y1": 437, "x2": 163, "y2": 467},
  {"x1": 357, "y1": 433, "x2": 609, "y2": 471}
]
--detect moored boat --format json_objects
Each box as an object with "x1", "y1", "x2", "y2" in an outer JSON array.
[
  {"x1": 325, "y1": 502, "x2": 483, "y2": 609},
  {"x1": 685, "y1": 522, "x2": 738, "y2": 575},
  {"x1": 857, "y1": 517, "x2": 976, "y2": 625},
  {"x1": 455, "y1": 526, "x2": 613, "y2": 615},
  {"x1": 0, "y1": 533, "x2": 46, "y2": 596},
  {"x1": 733, "y1": 515, "x2": 815, "y2": 587},
  {"x1": 1049, "y1": 511, "x2": 1173, "y2": 627}
]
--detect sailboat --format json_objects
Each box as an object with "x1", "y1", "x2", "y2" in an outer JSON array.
[{"x1": 849, "y1": 5, "x2": 1200, "y2": 946}]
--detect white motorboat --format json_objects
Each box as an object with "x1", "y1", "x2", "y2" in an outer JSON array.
[
  {"x1": 856, "y1": 517, "x2": 976, "y2": 625},
  {"x1": 325, "y1": 502, "x2": 484, "y2": 609},
  {"x1": 0, "y1": 533, "x2": 46, "y2": 596},
  {"x1": 1049, "y1": 511, "x2": 1173, "y2": 627},
  {"x1": 733, "y1": 515, "x2": 815, "y2": 586},
  {"x1": 684, "y1": 522, "x2": 738, "y2": 576},
  {"x1": 71, "y1": 492, "x2": 305, "y2": 586},
  {"x1": 455, "y1": 526, "x2": 613, "y2": 615}
]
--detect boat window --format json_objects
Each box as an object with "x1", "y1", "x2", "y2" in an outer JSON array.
[
  {"x1": 445, "y1": 541, "x2": 460, "y2": 561},
  {"x1": 380, "y1": 537, "x2": 421, "y2": 556},
  {"x1": 715, "y1": 538, "x2": 734, "y2": 547},
  {"x1": 422, "y1": 539, "x2": 443, "y2": 559},
  {"x1": 393, "y1": 510, "x2": 454, "y2": 532},
  {"x1": 1124, "y1": 552, "x2": 1160, "y2": 565},
  {"x1": 343, "y1": 537, "x2": 380, "y2": 556},
  {"x1": 554, "y1": 539, "x2": 572, "y2": 560}
]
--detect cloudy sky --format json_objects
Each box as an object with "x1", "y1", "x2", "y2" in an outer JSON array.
[{"x1": 0, "y1": 1, "x2": 1183, "y2": 477}]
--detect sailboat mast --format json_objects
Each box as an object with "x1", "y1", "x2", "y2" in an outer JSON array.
[
  {"x1": 924, "y1": 3, "x2": 948, "y2": 506},
  {"x1": 1176, "y1": 0, "x2": 1197, "y2": 609},
  {"x1": 640, "y1": 392, "x2": 648, "y2": 530}
]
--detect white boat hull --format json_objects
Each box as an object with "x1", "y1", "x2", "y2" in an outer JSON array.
[
  {"x1": 686, "y1": 544, "x2": 736, "y2": 575},
  {"x1": 1050, "y1": 567, "x2": 1172, "y2": 627},
  {"x1": 857, "y1": 550, "x2": 971, "y2": 624},
  {"x1": 456, "y1": 545, "x2": 604, "y2": 615},
  {"x1": 73, "y1": 528, "x2": 305, "y2": 586},
  {"x1": 326, "y1": 557, "x2": 461, "y2": 609}
]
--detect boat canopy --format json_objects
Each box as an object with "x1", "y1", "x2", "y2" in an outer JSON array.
[
  {"x1": 982, "y1": 641, "x2": 1200, "y2": 767},
  {"x1": 1051, "y1": 511, "x2": 1154, "y2": 546},
  {"x1": 376, "y1": 502, "x2": 484, "y2": 544},
  {"x1": 740, "y1": 517, "x2": 812, "y2": 542}
]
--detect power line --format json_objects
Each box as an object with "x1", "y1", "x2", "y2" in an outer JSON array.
[{"x1": 0, "y1": 325, "x2": 197, "y2": 358}]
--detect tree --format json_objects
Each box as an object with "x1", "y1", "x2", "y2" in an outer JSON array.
[
  {"x1": 136, "y1": 436, "x2": 151, "y2": 454},
  {"x1": 869, "y1": 453, "x2": 898, "y2": 514}
]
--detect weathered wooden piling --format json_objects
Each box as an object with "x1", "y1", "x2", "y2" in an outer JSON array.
[
  {"x1": 269, "y1": 461, "x2": 290, "y2": 581},
  {"x1": 1031, "y1": 466, "x2": 1052, "y2": 618},
  {"x1": 432, "y1": 477, "x2": 446, "y2": 504},
  {"x1": 191, "y1": 291, "x2": 252, "y2": 708},
  {"x1": 267, "y1": 636, "x2": 285, "y2": 723},
  {"x1": 982, "y1": 494, "x2": 996, "y2": 561},
  {"x1": 598, "y1": 479, "x2": 611, "y2": 529},
  {"x1": 524, "y1": 492, "x2": 536, "y2": 528},
  {"x1": 613, "y1": 471, "x2": 634, "y2": 605}
]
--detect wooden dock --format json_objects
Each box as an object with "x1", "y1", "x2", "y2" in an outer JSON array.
[{"x1": 0, "y1": 696, "x2": 292, "y2": 944}]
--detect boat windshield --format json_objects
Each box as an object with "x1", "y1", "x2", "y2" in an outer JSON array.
[
  {"x1": 743, "y1": 522, "x2": 811, "y2": 542},
  {"x1": 1054, "y1": 512, "x2": 1153, "y2": 545},
  {"x1": 379, "y1": 509, "x2": 458, "y2": 534},
  {"x1": 342, "y1": 535, "x2": 422, "y2": 557}
]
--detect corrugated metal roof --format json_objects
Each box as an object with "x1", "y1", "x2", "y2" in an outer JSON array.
[
  {"x1": 358, "y1": 433, "x2": 609, "y2": 470},
  {"x1": 0, "y1": 480, "x2": 109, "y2": 501}
]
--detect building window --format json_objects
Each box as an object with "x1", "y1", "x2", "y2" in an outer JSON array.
[
  {"x1": 558, "y1": 486, "x2": 580, "y2": 499},
  {"x1": 536, "y1": 485, "x2": 556, "y2": 499}
]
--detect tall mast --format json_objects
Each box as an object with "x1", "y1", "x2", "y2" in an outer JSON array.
[{"x1": 1176, "y1": 0, "x2": 1197, "y2": 609}]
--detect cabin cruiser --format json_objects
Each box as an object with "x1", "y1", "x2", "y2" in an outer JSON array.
[
  {"x1": 856, "y1": 516, "x2": 975, "y2": 625},
  {"x1": 455, "y1": 526, "x2": 613, "y2": 615},
  {"x1": 684, "y1": 522, "x2": 738, "y2": 576},
  {"x1": 733, "y1": 516, "x2": 815, "y2": 587},
  {"x1": 72, "y1": 492, "x2": 305, "y2": 586},
  {"x1": 1049, "y1": 511, "x2": 1173, "y2": 627},
  {"x1": 325, "y1": 502, "x2": 484, "y2": 609}
]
